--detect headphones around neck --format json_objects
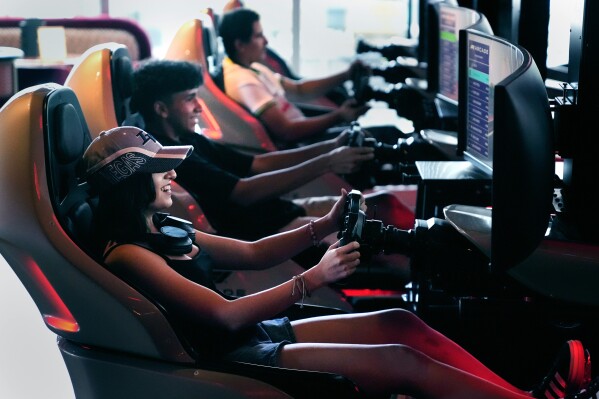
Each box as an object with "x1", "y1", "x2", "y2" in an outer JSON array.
[{"x1": 146, "y1": 212, "x2": 197, "y2": 255}]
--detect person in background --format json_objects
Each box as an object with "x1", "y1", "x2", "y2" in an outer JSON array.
[
  {"x1": 218, "y1": 7, "x2": 406, "y2": 149},
  {"x1": 223, "y1": 0, "x2": 244, "y2": 13},
  {"x1": 82, "y1": 126, "x2": 596, "y2": 399},
  {"x1": 221, "y1": 0, "x2": 350, "y2": 107}
]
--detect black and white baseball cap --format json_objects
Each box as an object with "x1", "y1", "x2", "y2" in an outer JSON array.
[{"x1": 83, "y1": 126, "x2": 193, "y2": 192}]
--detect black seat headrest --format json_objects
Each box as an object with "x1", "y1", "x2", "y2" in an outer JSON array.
[
  {"x1": 54, "y1": 103, "x2": 86, "y2": 165},
  {"x1": 45, "y1": 89, "x2": 92, "y2": 205},
  {"x1": 44, "y1": 87, "x2": 99, "y2": 256},
  {"x1": 111, "y1": 47, "x2": 134, "y2": 125},
  {"x1": 114, "y1": 55, "x2": 134, "y2": 98},
  {"x1": 211, "y1": 66, "x2": 225, "y2": 92}
]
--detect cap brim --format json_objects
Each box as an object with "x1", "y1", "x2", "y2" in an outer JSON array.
[
  {"x1": 155, "y1": 145, "x2": 193, "y2": 161},
  {"x1": 85, "y1": 144, "x2": 194, "y2": 192},
  {"x1": 143, "y1": 145, "x2": 193, "y2": 173}
]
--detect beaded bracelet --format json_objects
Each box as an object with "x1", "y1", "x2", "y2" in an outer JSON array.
[
  {"x1": 291, "y1": 274, "x2": 311, "y2": 307},
  {"x1": 308, "y1": 220, "x2": 320, "y2": 247}
]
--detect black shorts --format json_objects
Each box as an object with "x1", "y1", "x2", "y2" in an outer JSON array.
[{"x1": 222, "y1": 317, "x2": 297, "y2": 367}]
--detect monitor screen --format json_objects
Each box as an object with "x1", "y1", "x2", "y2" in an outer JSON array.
[
  {"x1": 457, "y1": 28, "x2": 554, "y2": 271},
  {"x1": 461, "y1": 31, "x2": 524, "y2": 173},
  {"x1": 416, "y1": 0, "x2": 458, "y2": 63},
  {"x1": 437, "y1": 3, "x2": 493, "y2": 105}
]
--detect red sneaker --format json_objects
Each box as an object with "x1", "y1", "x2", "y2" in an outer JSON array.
[{"x1": 532, "y1": 340, "x2": 589, "y2": 398}]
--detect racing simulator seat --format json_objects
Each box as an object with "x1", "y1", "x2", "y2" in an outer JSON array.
[
  {"x1": 0, "y1": 83, "x2": 383, "y2": 398},
  {"x1": 165, "y1": 17, "x2": 276, "y2": 154},
  {"x1": 64, "y1": 42, "x2": 135, "y2": 138}
]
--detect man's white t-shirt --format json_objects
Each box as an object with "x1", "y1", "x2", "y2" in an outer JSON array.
[{"x1": 223, "y1": 57, "x2": 305, "y2": 121}]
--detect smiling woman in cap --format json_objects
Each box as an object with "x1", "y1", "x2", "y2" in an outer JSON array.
[{"x1": 81, "y1": 126, "x2": 593, "y2": 399}]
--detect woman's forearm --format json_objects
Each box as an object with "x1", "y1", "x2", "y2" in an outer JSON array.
[{"x1": 197, "y1": 215, "x2": 337, "y2": 269}]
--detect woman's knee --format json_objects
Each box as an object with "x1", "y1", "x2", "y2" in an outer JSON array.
[{"x1": 376, "y1": 308, "x2": 424, "y2": 328}]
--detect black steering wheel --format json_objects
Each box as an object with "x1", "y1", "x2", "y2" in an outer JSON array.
[{"x1": 338, "y1": 190, "x2": 366, "y2": 246}]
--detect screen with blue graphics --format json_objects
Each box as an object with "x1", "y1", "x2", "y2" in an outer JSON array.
[
  {"x1": 437, "y1": 4, "x2": 482, "y2": 104},
  {"x1": 463, "y1": 30, "x2": 524, "y2": 172}
]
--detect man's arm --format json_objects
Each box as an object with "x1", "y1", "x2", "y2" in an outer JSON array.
[
  {"x1": 229, "y1": 152, "x2": 335, "y2": 205},
  {"x1": 259, "y1": 98, "x2": 368, "y2": 142},
  {"x1": 250, "y1": 135, "x2": 341, "y2": 174},
  {"x1": 282, "y1": 59, "x2": 369, "y2": 102},
  {"x1": 282, "y1": 70, "x2": 349, "y2": 102},
  {"x1": 229, "y1": 145, "x2": 374, "y2": 206}
]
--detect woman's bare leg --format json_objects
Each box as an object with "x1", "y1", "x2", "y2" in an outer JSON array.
[
  {"x1": 291, "y1": 309, "x2": 525, "y2": 394},
  {"x1": 278, "y1": 343, "x2": 532, "y2": 399}
]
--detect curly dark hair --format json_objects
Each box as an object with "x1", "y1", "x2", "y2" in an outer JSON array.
[
  {"x1": 219, "y1": 8, "x2": 260, "y2": 61},
  {"x1": 130, "y1": 59, "x2": 203, "y2": 122}
]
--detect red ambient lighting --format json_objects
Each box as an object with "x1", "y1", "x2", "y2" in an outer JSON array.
[
  {"x1": 26, "y1": 259, "x2": 79, "y2": 333},
  {"x1": 341, "y1": 288, "x2": 404, "y2": 298},
  {"x1": 198, "y1": 98, "x2": 223, "y2": 139}
]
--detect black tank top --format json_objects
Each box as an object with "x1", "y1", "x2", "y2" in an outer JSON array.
[{"x1": 104, "y1": 241, "x2": 255, "y2": 360}]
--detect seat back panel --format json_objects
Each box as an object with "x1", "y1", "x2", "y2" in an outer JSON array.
[{"x1": 0, "y1": 84, "x2": 193, "y2": 363}]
